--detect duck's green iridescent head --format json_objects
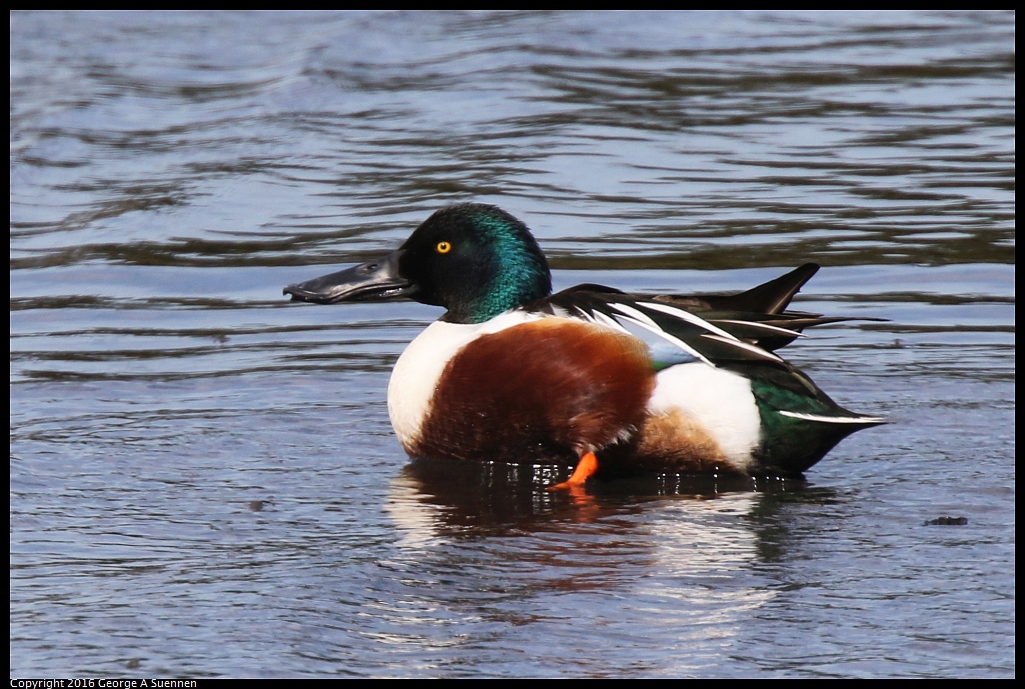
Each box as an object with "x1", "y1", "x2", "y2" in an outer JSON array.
[
  {"x1": 399, "y1": 204, "x2": 552, "y2": 323},
  {"x1": 283, "y1": 203, "x2": 553, "y2": 324}
]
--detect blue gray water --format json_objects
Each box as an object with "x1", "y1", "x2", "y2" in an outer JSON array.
[{"x1": 10, "y1": 11, "x2": 1014, "y2": 678}]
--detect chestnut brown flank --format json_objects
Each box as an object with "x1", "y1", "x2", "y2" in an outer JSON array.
[{"x1": 413, "y1": 320, "x2": 655, "y2": 462}]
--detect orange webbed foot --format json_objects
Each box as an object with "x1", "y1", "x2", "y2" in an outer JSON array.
[{"x1": 547, "y1": 451, "x2": 599, "y2": 492}]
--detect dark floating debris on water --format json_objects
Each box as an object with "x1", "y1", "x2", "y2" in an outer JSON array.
[{"x1": 925, "y1": 516, "x2": 968, "y2": 526}]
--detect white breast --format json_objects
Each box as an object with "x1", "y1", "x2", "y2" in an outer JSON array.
[{"x1": 386, "y1": 311, "x2": 544, "y2": 449}]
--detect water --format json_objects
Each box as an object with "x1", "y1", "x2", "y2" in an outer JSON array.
[{"x1": 10, "y1": 11, "x2": 1014, "y2": 678}]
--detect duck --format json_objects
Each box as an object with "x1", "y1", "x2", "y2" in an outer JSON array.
[{"x1": 284, "y1": 203, "x2": 884, "y2": 489}]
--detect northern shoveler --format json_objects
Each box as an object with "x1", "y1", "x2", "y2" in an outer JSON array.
[{"x1": 285, "y1": 203, "x2": 883, "y2": 489}]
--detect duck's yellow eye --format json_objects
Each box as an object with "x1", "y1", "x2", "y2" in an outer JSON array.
[{"x1": 436, "y1": 241, "x2": 452, "y2": 254}]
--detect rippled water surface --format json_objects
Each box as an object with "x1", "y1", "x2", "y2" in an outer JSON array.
[{"x1": 10, "y1": 11, "x2": 1014, "y2": 678}]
